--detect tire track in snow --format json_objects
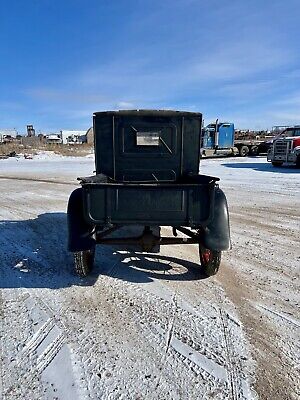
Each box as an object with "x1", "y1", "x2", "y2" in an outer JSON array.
[
  {"x1": 256, "y1": 304, "x2": 300, "y2": 328},
  {"x1": 0, "y1": 175, "x2": 75, "y2": 185},
  {"x1": 154, "y1": 323, "x2": 228, "y2": 381},
  {"x1": 218, "y1": 303, "x2": 239, "y2": 400},
  {"x1": 0, "y1": 222, "x2": 92, "y2": 399},
  {"x1": 93, "y1": 267, "x2": 255, "y2": 399},
  {"x1": 1, "y1": 289, "x2": 84, "y2": 400},
  {"x1": 24, "y1": 290, "x2": 99, "y2": 399},
  {"x1": 36, "y1": 333, "x2": 65, "y2": 374},
  {"x1": 20, "y1": 318, "x2": 55, "y2": 359}
]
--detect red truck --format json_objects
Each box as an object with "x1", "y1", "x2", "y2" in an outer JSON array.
[{"x1": 267, "y1": 126, "x2": 300, "y2": 167}]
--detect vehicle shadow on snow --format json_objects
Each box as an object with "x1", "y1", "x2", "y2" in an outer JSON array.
[
  {"x1": 99, "y1": 251, "x2": 207, "y2": 283},
  {"x1": 0, "y1": 212, "x2": 97, "y2": 289},
  {"x1": 223, "y1": 162, "x2": 300, "y2": 173},
  {"x1": 0, "y1": 213, "x2": 206, "y2": 289}
]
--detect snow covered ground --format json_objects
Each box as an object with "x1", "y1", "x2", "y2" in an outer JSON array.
[{"x1": 0, "y1": 154, "x2": 299, "y2": 400}]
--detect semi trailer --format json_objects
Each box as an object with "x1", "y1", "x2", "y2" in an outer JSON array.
[{"x1": 201, "y1": 120, "x2": 272, "y2": 157}]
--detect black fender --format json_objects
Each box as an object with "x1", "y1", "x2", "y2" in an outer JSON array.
[
  {"x1": 67, "y1": 188, "x2": 96, "y2": 252},
  {"x1": 202, "y1": 187, "x2": 231, "y2": 251}
]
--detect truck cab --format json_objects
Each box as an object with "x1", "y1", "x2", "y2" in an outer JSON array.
[
  {"x1": 267, "y1": 126, "x2": 300, "y2": 167},
  {"x1": 201, "y1": 122, "x2": 235, "y2": 155}
]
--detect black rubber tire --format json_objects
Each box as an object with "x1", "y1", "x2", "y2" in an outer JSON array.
[
  {"x1": 74, "y1": 247, "x2": 95, "y2": 277},
  {"x1": 199, "y1": 244, "x2": 221, "y2": 277},
  {"x1": 239, "y1": 145, "x2": 249, "y2": 157},
  {"x1": 272, "y1": 161, "x2": 283, "y2": 167},
  {"x1": 296, "y1": 155, "x2": 300, "y2": 168},
  {"x1": 250, "y1": 145, "x2": 259, "y2": 156}
]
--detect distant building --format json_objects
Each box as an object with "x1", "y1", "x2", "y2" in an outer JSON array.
[
  {"x1": 60, "y1": 130, "x2": 86, "y2": 145},
  {"x1": 46, "y1": 134, "x2": 62, "y2": 144},
  {"x1": 86, "y1": 127, "x2": 94, "y2": 145},
  {"x1": 21, "y1": 135, "x2": 46, "y2": 146},
  {"x1": 0, "y1": 129, "x2": 18, "y2": 143}
]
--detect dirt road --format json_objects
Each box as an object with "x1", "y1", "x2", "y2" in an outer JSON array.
[{"x1": 0, "y1": 154, "x2": 299, "y2": 399}]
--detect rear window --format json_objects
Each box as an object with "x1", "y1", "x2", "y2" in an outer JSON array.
[{"x1": 136, "y1": 131, "x2": 160, "y2": 146}]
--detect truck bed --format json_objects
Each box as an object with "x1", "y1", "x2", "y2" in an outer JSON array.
[{"x1": 80, "y1": 174, "x2": 218, "y2": 227}]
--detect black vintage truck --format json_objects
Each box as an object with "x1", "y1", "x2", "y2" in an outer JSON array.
[{"x1": 67, "y1": 110, "x2": 230, "y2": 277}]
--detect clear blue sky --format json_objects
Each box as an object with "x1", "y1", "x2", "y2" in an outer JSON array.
[{"x1": 1, "y1": 0, "x2": 299, "y2": 133}]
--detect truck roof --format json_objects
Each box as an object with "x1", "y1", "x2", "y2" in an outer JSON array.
[{"x1": 93, "y1": 109, "x2": 202, "y2": 118}]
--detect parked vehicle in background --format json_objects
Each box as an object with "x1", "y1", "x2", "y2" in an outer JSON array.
[
  {"x1": 201, "y1": 120, "x2": 272, "y2": 157},
  {"x1": 267, "y1": 126, "x2": 300, "y2": 167},
  {"x1": 201, "y1": 121, "x2": 235, "y2": 156}
]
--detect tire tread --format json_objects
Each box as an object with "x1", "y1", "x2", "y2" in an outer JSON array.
[{"x1": 74, "y1": 249, "x2": 95, "y2": 277}]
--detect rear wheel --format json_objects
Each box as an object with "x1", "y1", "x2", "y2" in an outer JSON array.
[
  {"x1": 74, "y1": 247, "x2": 95, "y2": 277},
  {"x1": 250, "y1": 145, "x2": 259, "y2": 156},
  {"x1": 239, "y1": 145, "x2": 249, "y2": 157},
  {"x1": 199, "y1": 244, "x2": 221, "y2": 277},
  {"x1": 272, "y1": 161, "x2": 283, "y2": 167}
]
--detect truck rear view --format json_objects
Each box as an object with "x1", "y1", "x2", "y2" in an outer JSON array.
[{"x1": 67, "y1": 110, "x2": 231, "y2": 278}]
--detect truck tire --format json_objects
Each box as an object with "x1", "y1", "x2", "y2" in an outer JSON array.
[
  {"x1": 239, "y1": 145, "x2": 249, "y2": 157},
  {"x1": 74, "y1": 247, "x2": 95, "y2": 277},
  {"x1": 250, "y1": 145, "x2": 259, "y2": 156},
  {"x1": 272, "y1": 161, "x2": 283, "y2": 167},
  {"x1": 198, "y1": 244, "x2": 221, "y2": 277},
  {"x1": 296, "y1": 155, "x2": 300, "y2": 168}
]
